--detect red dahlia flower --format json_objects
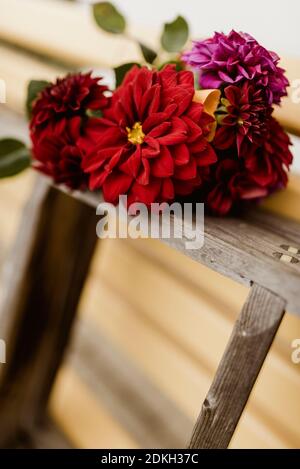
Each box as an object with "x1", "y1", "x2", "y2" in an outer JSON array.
[
  {"x1": 244, "y1": 116, "x2": 293, "y2": 189},
  {"x1": 31, "y1": 72, "x2": 109, "y2": 134},
  {"x1": 206, "y1": 159, "x2": 268, "y2": 216},
  {"x1": 81, "y1": 65, "x2": 217, "y2": 205},
  {"x1": 32, "y1": 117, "x2": 88, "y2": 189},
  {"x1": 214, "y1": 82, "x2": 271, "y2": 156},
  {"x1": 30, "y1": 72, "x2": 109, "y2": 189},
  {"x1": 205, "y1": 117, "x2": 293, "y2": 215}
]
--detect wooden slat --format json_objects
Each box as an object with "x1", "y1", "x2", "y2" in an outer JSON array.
[
  {"x1": 59, "y1": 186, "x2": 300, "y2": 316},
  {"x1": 189, "y1": 283, "x2": 286, "y2": 448},
  {"x1": 0, "y1": 0, "x2": 142, "y2": 68},
  {"x1": 0, "y1": 176, "x2": 98, "y2": 447}
]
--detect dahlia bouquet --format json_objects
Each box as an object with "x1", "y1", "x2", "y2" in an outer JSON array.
[{"x1": 0, "y1": 3, "x2": 293, "y2": 216}]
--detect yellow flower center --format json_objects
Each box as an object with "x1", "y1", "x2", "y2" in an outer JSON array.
[{"x1": 126, "y1": 122, "x2": 145, "y2": 145}]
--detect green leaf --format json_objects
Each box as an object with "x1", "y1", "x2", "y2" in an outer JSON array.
[
  {"x1": 114, "y1": 62, "x2": 140, "y2": 88},
  {"x1": 139, "y1": 43, "x2": 157, "y2": 64},
  {"x1": 158, "y1": 60, "x2": 184, "y2": 71},
  {"x1": 26, "y1": 80, "x2": 49, "y2": 119},
  {"x1": 86, "y1": 109, "x2": 103, "y2": 118},
  {"x1": 93, "y1": 2, "x2": 126, "y2": 34},
  {"x1": 161, "y1": 16, "x2": 189, "y2": 53},
  {"x1": 0, "y1": 139, "x2": 31, "y2": 179}
]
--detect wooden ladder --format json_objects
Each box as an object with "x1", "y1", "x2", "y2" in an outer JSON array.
[{"x1": 0, "y1": 173, "x2": 299, "y2": 448}]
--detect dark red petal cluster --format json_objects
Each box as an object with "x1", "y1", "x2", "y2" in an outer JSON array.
[
  {"x1": 214, "y1": 82, "x2": 271, "y2": 156},
  {"x1": 184, "y1": 31, "x2": 292, "y2": 215},
  {"x1": 30, "y1": 73, "x2": 109, "y2": 189},
  {"x1": 31, "y1": 73, "x2": 109, "y2": 133},
  {"x1": 80, "y1": 65, "x2": 217, "y2": 205},
  {"x1": 32, "y1": 117, "x2": 88, "y2": 189},
  {"x1": 205, "y1": 117, "x2": 293, "y2": 215},
  {"x1": 244, "y1": 117, "x2": 293, "y2": 189}
]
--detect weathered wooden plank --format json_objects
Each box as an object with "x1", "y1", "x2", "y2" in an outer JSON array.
[
  {"x1": 188, "y1": 283, "x2": 286, "y2": 449},
  {"x1": 0, "y1": 176, "x2": 98, "y2": 447},
  {"x1": 58, "y1": 187, "x2": 300, "y2": 316}
]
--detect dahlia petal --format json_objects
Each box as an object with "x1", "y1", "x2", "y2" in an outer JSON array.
[
  {"x1": 172, "y1": 144, "x2": 190, "y2": 166},
  {"x1": 137, "y1": 157, "x2": 150, "y2": 185},
  {"x1": 133, "y1": 67, "x2": 153, "y2": 110},
  {"x1": 143, "y1": 136, "x2": 160, "y2": 156},
  {"x1": 143, "y1": 105, "x2": 177, "y2": 132},
  {"x1": 177, "y1": 70, "x2": 194, "y2": 88},
  {"x1": 186, "y1": 102, "x2": 204, "y2": 122},
  {"x1": 181, "y1": 116, "x2": 203, "y2": 143},
  {"x1": 148, "y1": 122, "x2": 171, "y2": 138},
  {"x1": 195, "y1": 143, "x2": 217, "y2": 166},
  {"x1": 119, "y1": 146, "x2": 141, "y2": 178},
  {"x1": 82, "y1": 146, "x2": 121, "y2": 172},
  {"x1": 89, "y1": 169, "x2": 109, "y2": 190},
  {"x1": 140, "y1": 84, "x2": 161, "y2": 117},
  {"x1": 239, "y1": 185, "x2": 268, "y2": 199},
  {"x1": 213, "y1": 126, "x2": 236, "y2": 150},
  {"x1": 161, "y1": 177, "x2": 175, "y2": 200},
  {"x1": 207, "y1": 185, "x2": 233, "y2": 216},
  {"x1": 131, "y1": 178, "x2": 161, "y2": 205},
  {"x1": 174, "y1": 157, "x2": 197, "y2": 180},
  {"x1": 171, "y1": 87, "x2": 194, "y2": 116},
  {"x1": 158, "y1": 117, "x2": 187, "y2": 145},
  {"x1": 200, "y1": 72, "x2": 223, "y2": 88},
  {"x1": 218, "y1": 71, "x2": 235, "y2": 83},
  {"x1": 151, "y1": 146, "x2": 174, "y2": 178},
  {"x1": 103, "y1": 172, "x2": 133, "y2": 204},
  {"x1": 105, "y1": 148, "x2": 125, "y2": 173},
  {"x1": 68, "y1": 116, "x2": 82, "y2": 140},
  {"x1": 159, "y1": 65, "x2": 178, "y2": 88}
]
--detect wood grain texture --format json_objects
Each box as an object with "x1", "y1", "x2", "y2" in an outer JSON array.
[
  {"x1": 58, "y1": 187, "x2": 300, "y2": 316},
  {"x1": 0, "y1": 176, "x2": 98, "y2": 447},
  {"x1": 188, "y1": 283, "x2": 286, "y2": 449}
]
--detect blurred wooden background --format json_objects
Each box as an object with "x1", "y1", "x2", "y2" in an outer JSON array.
[{"x1": 0, "y1": 0, "x2": 299, "y2": 449}]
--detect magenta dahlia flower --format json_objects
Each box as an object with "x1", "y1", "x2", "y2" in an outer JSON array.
[{"x1": 182, "y1": 30, "x2": 289, "y2": 105}]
